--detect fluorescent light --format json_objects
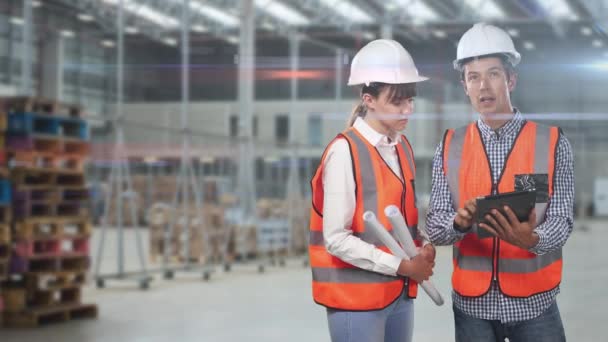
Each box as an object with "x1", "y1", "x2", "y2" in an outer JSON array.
[
  {"x1": 32, "y1": 0, "x2": 42, "y2": 8},
  {"x1": 189, "y1": 2, "x2": 239, "y2": 27},
  {"x1": 61, "y1": 30, "x2": 76, "y2": 38},
  {"x1": 255, "y1": 0, "x2": 310, "y2": 26},
  {"x1": 592, "y1": 39, "x2": 604, "y2": 48},
  {"x1": 192, "y1": 24, "x2": 208, "y2": 33},
  {"x1": 523, "y1": 41, "x2": 535, "y2": 50},
  {"x1": 536, "y1": 0, "x2": 577, "y2": 20},
  {"x1": 226, "y1": 35, "x2": 239, "y2": 45},
  {"x1": 464, "y1": 0, "x2": 505, "y2": 18},
  {"x1": 318, "y1": 0, "x2": 374, "y2": 24},
  {"x1": 391, "y1": 0, "x2": 439, "y2": 21},
  {"x1": 102, "y1": 0, "x2": 180, "y2": 29},
  {"x1": 261, "y1": 21, "x2": 276, "y2": 30},
  {"x1": 101, "y1": 39, "x2": 115, "y2": 48},
  {"x1": 581, "y1": 26, "x2": 592, "y2": 36},
  {"x1": 77, "y1": 13, "x2": 95, "y2": 22},
  {"x1": 163, "y1": 37, "x2": 178, "y2": 46},
  {"x1": 507, "y1": 28, "x2": 519, "y2": 37},
  {"x1": 432, "y1": 30, "x2": 447, "y2": 39},
  {"x1": 384, "y1": 2, "x2": 398, "y2": 11},
  {"x1": 125, "y1": 26, "x2": 139, "y2": 34},
  {"x1": 9, "y1": 17, "x2": 24, "y2": 25}
]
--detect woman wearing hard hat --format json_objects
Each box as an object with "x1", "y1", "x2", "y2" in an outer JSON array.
[
  {"x1": 308, "y1": 39, "x2": 436, "y2": 342},
  {"x1": 426, "y1": 23, "x2": 573, "y2": 341}
]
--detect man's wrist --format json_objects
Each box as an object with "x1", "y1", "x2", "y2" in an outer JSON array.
[
  {"x1": 453, "y1": 221, "x2": 471, "y2": 233},
  {"x1": 524, "y1": 232, "x2": 540, "y2": 250}
]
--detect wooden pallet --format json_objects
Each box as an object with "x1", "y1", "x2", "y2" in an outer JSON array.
[
  {"x1": 3, "y1": 303, "x2": 97, "y2": 328},
  {"x1": 0, "y1": 111, "x2": 7, "y2": 131},
  {"x1": 24, "y1": 271, "x2": 87, "y2": 292},
  {"x1": 29, "y1": 287, "x2": 82, "y2": 308},
  {"x1": 0, "y1": 242, "x2": 11, "y2": 261},
  {"x1": 0, "y1": 96, "x2": 82, "y2": 118},
  {"x1": 0, "y1": 205, "x2": 12, "y2": 223},
  {"x1": 62, "y1": 140, "x2": 90, "y2": 156},
  {"x1": 8, "y1": 150, "x2": 87, "y2": 171},
  {"x1": 14, "y1": 237, "x2": 89, "y2": 258},
  {"x1": 0, "y1": 222, "x2": 10, "y2": 243},
  {"x1": 11, "y1": 167, "x2": 86, "y2": 188},
  {"x1": 10, "y1": 255, "x2": 90, "y2": 273},
  {"x1": 14, "y1": 218, "x2": 63, "y2": 240},
  {"x1": 12, "y1": 217, "x2": 92, "y2": 240},
  {"x1": 7, "y1": 134, "x2": 63, "y2": 154},
  {"x1": 0, "y1": 259, "x2": 8, "y2": 281}
]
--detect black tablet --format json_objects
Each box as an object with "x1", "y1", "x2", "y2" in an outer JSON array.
[{"x1": 475, "y1": 189, "x2": 537, "y2": 238}]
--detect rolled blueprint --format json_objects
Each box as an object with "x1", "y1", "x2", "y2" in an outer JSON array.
[{"x1": 363, "y1": 210, "x2": 445, "y2": 306}]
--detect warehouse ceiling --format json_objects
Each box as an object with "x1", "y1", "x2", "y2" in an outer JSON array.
[{"x1": 41, "y1": 0, "x2": 607, "y2": 55}]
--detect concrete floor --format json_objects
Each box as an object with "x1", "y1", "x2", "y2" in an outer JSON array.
[{"x1": 1, "y1": 220, "x2": 607, "y2": 341}]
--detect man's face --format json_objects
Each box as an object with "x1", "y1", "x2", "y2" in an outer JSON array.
[{"x1": 461, "y1": 57, "x2": 516, "y2": 118}]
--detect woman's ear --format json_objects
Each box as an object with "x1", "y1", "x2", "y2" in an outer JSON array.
[{"x1": 362, "y1": 93, "x2": 375, "y2": 111}]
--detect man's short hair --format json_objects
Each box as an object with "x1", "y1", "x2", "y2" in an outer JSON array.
[{"x1": 456, "y1": 53, "x2": 516, "y2": 81}]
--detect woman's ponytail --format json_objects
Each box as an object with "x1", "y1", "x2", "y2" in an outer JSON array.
[{"x1": 347, "y1": 102, "x2": 367, "y2": 127}]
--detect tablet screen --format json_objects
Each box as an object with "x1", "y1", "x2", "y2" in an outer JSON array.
[{"x1": 475, "y1": 190, "x2": 536, "y2": 238}]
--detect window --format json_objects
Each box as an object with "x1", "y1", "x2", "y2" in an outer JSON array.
[
  {"x1": 308, "y1": 114, "x2": 322, "y2": 147},
  {"x1": 275, "y1": 114, "x2": 289, "y2": 145},
  {"x1": 229, "y1": 114, "x2": 258, "y2": 137},
  {"x1": 252, "y1": 115, "x2": 258, "y2": 137},
  {"x1": 229, "y1": 115, "x2": 238, "y2": 137}
]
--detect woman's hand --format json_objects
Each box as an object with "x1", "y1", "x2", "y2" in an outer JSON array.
[{"x1": 397, "y1": 255, "x2": 434, "y2": 283}]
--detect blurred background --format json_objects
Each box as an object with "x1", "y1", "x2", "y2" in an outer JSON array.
[{"x1": 0, "y1": 0, "x2": 606, "y2": 341}]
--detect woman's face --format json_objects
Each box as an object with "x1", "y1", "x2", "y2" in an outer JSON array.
[{"x1": 364, "y1": 87, "x2": 415, "y2": 133}]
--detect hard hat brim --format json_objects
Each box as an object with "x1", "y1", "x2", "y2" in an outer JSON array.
[
  {"x1": 452, "y1": 52, "x2": 521, "y2": 70},
  {"x1": 347, "y1": 74, "x2": 429, "y2": 86}
]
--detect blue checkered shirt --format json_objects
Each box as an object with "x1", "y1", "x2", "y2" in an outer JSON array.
[{"x1": 426, "y1": 111, "x2": 574, "y2": 323}]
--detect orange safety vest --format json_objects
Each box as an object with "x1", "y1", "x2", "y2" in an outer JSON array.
[
  {"x1": 443, "y1": 120, "x2": 562, "y2": 298},
  {"x1": 309, "y1": 127, "x2": 420, "y2": 311}
]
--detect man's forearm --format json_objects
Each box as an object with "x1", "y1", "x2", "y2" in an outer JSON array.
[
  {"x1": 529, "y1": 216, "x2": 573, "y2": 255},
  {"x1": 426, "y1": 211, "x2": 467, "y2": 246}
]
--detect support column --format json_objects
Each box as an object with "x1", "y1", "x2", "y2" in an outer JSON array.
[
  {"x1": 236, "y1": 0, "x2": 257, "y2": 221},
  {"x1": 21, "y1": 0, "x2": 33, "y2": 95},
  {"x1": 40, "y1": 33, "x2": 64, "y2": 100}
]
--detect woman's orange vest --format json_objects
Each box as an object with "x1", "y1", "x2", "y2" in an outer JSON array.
[
  {"x1": 443, "y1": 120, "x2": 563, "y2": 298},
  {"x1": 309, "y1": 127, "x2": 420, "y2": 311}
]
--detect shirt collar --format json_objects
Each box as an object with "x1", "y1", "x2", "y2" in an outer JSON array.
[
  {"x1": 353, "y1": 117, "x2": 401, "y2": 147},
  {"x1": 477, "y1": 109, "x2": 525, "y2": 139}
]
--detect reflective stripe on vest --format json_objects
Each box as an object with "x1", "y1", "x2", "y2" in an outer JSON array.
[
  {"x1": 309, "y1": 128, "x2": 420, "y2": 310},
  {"x1": 444, "y1": 121, "x2": 562, "y2": 298}
]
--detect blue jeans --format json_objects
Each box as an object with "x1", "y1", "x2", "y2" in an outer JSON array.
[
  {"x1": 454, "y1": 301, "x2": 566, "y2": 342},
  {"x1": 326, "y1": 295, "x2": 414, "y2": 342}
]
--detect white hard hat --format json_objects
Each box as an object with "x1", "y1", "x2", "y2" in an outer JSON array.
[
  {"x1": 348, "y1": 39, "x2": 428, "y2": 86},
  {"x1": 453, "y1": 22, "x2": 521, "y2": 70}
]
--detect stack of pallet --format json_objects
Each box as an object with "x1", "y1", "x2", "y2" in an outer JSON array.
[
  {"x1": 147, "y1": 203, "x2": 227, "y2": 264},
  {"x1": 0, "y1": 111, "x2": 10, "y2": 324},
  {"x1": 0, "y1": 97, "x2": 97, "y2": 328}
]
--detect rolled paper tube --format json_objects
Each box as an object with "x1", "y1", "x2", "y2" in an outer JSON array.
[{"x1": 380, "y1": 207, "x2": 446, "y2": 306}]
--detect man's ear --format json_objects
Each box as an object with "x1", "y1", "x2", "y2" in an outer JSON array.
[
  {"x1": 362, "y1": 93, "x2": 375, "y2": 111},
  {"x1": 461, "y1": 80, "x2": 469, "y2": 96},
  {"x1": 507, "y1": 72, "x2": 517, "y2": 92}
]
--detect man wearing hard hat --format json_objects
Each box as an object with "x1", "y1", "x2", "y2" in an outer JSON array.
[
  {"x1": 309, "y1": 39, "x2": 435, "y2": 341},
  {"x1": 426, "y1": 23, "x2": 574, "y2": 341}
]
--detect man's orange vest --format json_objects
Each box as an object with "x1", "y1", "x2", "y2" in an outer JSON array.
[
  {"x1": 309, "y1": 127, "x2": 420, "y2": 311},
  {"x1": 443, "y1": 120, "x2": 563, "y2": 298}
]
